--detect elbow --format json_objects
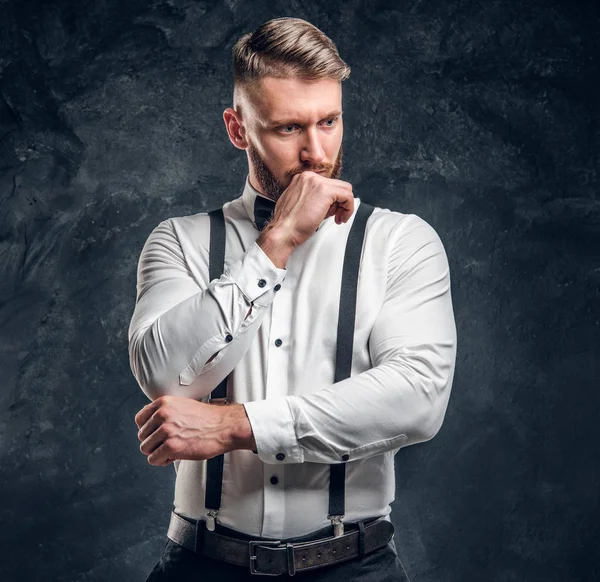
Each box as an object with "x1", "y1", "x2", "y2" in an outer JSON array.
[
  {"x1": 401, "y1": 394, "x2": 450, "y2": 447},
  {"x1": 128, "y1": 335, "x2": 173, "y2": 401},
  {"x1": 136, "y1": 373, "x2": 170, "y2": 402},
  {"x1": 130, "y1": 364, "x2": 173, "y2": 402},
  {"x1": 412, "y1": 396, "x2": 449, "y2": 443},
  {"x1": 414, "y1": 343, "x2": 456, "y2": 442},
  {"x1": 128, "y1": 332, "x2": 217, "y2": 401},
  {"x1": 402, "y1": 357, "x2": 455, "y2": 445},
  {"x1": 129, "y1": 358, "x2": 162, "y2": 402}
]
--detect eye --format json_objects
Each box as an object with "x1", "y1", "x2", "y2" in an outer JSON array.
[
  {"x1": 279, "y1": 124, "x2": 298, "y2": 134},
  {"x1": 321, "y1": 116, "x2": 339, "y2": 128}
]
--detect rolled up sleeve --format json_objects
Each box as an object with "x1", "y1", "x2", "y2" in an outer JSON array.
[{"x1": 128, "y1": 218, "x2": 286, "y2": 401}]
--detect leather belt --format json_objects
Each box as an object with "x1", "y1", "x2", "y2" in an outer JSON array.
[{"x1": 167, "y1": 511, "x2": 395, "y2": 576}]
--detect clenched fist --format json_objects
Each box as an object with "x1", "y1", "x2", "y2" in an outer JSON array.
[
  {"x1": 268, "y1": 171, "x2": 355, "y2": 247},
  {"x1": 256, "y1": 171, "x2": 355, "y2": 268},
  {"x1": 135, "y1": 395, "x2": 256, "y2": 466}
]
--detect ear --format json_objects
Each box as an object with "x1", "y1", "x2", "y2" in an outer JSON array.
[{"x1": 223, "y1": 108, "x2": 249, "y2": 150}]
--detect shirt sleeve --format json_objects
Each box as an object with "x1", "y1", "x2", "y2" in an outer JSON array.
[
  {"x1": 243, "y1": 215, "x2": 457, "y2": 464},
  {"x1": 128, "y1": 218, "x2": 286, "y2": 401}
]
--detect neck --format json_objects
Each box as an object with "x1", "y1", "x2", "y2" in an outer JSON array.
[{"x1": 248, "y1": 172, "x2": 278, "y2": 202}]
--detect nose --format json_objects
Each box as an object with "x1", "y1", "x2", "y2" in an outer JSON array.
[{"x1": 300, "y1": 126, "x2": 327, "y2": 167}]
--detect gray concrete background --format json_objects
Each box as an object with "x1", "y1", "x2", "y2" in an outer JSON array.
[{"x1": 0, "y1": 1, "x2": 598, "y2": 580}]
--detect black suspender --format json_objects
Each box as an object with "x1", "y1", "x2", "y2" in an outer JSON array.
[
  {"x1": 328, "y1": 200, "x2": 375, "y2": 536},
  {"x1": 208, "y1": 208, "x2": 226, "y2": 283},
  {"x1": 204, "y1": 201, "x2": 375, "y2": 536},
  {"x1": 204, "y1": 208, "x2": 228, "y2": 531}
]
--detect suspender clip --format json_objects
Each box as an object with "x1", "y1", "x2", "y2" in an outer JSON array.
[
  {"x1": 328, "y1": 514, "x2": 345, "y2": 537},
  {"x1": 206, "y1": 509, "x2": 219, "y2": 531}
]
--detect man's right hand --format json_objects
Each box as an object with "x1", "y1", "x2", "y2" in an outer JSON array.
[{"x1": 256, "y1": 171, "x2": 355, "y2": 268}]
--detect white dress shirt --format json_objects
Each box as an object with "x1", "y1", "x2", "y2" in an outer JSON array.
[{"x1": 128, "y1": 175, "x2": 457, "y2": 539}]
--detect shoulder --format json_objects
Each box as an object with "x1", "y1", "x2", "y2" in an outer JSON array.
[
  {"x1": 140, "y1": 213, "x2": 209, "y2": 257},
  {"x1": 144, "y1": 198, "x2": 242, "y2": 269},
  {"x1": 363, "y1": 201, "x2": 443, "y2": 251},
  {"x1": 360, "y1": 201, "x2": 449, "y2": 290},
  {"x1": 158, "y1": 197, "x2": 243, "y2": 241}
]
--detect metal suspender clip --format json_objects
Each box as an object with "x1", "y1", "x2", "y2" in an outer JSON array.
[
  {"x1": 206, "y1": 509, "x2": 219, "y2": 531},
  {"x1": 328, "y1": 514, "x2": 345, "y2": 537}
]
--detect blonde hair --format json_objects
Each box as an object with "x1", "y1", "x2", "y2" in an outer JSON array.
[{"x1": 232, "y1": 17, "x2": 350, "y2": 112}]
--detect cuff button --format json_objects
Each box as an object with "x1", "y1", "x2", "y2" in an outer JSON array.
[
  {"x1": 225, "y1": 334, "x2": 233, "y2": 342},
  {"x1": 276, "y1": 452, "x2": 285, "y2": 461},
  {"x1": 274, "y1": 284, "x2": 281, "y2": 291},
  {"x1": 258, "y1": 279, "x2": 267, "y2": 288},
  {"x1": 342, "y1": 454, "x2": 349, "y2": 461}
]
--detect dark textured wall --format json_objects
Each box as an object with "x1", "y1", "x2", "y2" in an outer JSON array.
[{"x1": 1, "y1": 1, "x2": 598, "y2": 580}]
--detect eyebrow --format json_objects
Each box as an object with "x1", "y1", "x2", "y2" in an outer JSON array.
[{"x1": 268, "y1": 110, "x2": 343, "y2": 127}]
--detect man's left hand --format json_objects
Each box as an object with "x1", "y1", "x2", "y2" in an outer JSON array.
[{"x1": 135, "y1": 395, "x2": 255, "y2": 466}]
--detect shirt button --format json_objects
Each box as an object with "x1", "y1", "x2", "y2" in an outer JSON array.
[
  {"x1": 274, "y1": 284, "x2": 281, "y2": 291},
  {"x1": 342, "y1": 454, "x2": 349, "y2": 461},
  {"x1": 225, "y1": 334, "x2": 233, "y2": 342},
  {"x1": 276, "y1": 452, "x2": 285, "y2": 461},
  {"x1": 275, "y1": 338, "x2": 283, "y2": 347},
  {"x1": 270, "y1": 475, "x2": 279, "y2": 485},
  {"x1": 258, "y1": 279, "x2": 266, "y2": 288}
]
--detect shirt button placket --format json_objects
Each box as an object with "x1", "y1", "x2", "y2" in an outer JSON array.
[{"x1": 262, "y1": 271, "x2": 290, "y2": 538}]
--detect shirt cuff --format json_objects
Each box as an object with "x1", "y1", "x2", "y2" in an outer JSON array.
[
  {"x1": 243, "y1": 398, "x2": 304, "y2": 464},
  {"x1": 225, "y1": 242, "x2": 286, "y2": 306}
]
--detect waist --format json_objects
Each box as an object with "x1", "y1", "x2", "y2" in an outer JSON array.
[
  {"x1": 176, "y1": 511, "x2": 387, "y2": 544},
  {"x1": 173, "y1": 455, "x2": 395, "y2": 538}
]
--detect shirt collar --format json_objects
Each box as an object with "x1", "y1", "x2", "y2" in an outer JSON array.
[
  {"x1": 242, "y1": 174, "x2": 274, "y2": 230},
  {"x1": 241, "y1": 174, "x2": 328, "y2": 232}
]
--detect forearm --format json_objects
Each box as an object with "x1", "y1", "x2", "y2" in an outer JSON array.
[{"x1": 243, "y1": 340, "x2": 456, "y2": 464}]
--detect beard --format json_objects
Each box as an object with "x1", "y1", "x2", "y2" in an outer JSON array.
[{"x1": 247, "y1": 141, "x2": 344, "y2": 202}]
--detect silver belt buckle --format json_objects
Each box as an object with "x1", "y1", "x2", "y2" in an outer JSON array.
[{"x1": 249, "y1": 539, "x2": 283, "y2": 575}]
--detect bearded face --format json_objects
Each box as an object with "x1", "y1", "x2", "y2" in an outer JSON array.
[{"x1": 247, "y1": 140, "x2": 344, "y2": 202}]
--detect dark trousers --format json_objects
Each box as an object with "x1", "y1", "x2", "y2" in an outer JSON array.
[{"x1": 145, "y1": 519, "x2": 411, "y2": 582}]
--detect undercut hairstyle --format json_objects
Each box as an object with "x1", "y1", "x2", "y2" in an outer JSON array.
[{"x1": 232, "y1": 17, "x2": 350, "y2": 115}]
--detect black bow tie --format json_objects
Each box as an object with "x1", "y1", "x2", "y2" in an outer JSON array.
[{"x1": 253, "y1": 194, "x2": 276, "y2": 231}]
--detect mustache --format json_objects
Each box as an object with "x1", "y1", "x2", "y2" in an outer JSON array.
[{"x1": 285, "y1": 164, "x2": 330, "y2": 177}]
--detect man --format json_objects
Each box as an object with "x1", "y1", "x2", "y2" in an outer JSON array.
[{"x1": 129, "y1": 16, "x2": 456, "y2": 582}]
